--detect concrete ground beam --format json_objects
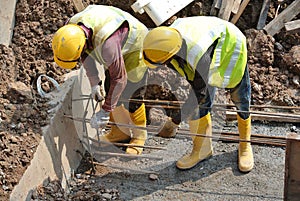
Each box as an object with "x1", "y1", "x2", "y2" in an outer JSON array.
[
  {"x1": 284, "y1": 133, "x2": 300, "y2": 201},
  {"x1": 0, "y1": 0, "x2": 17, "y2": 46},
  {"x1": 10, "y1": 64, "x2": 104, "y2": 201},
  {"x1": 10, "y1": 72, "x2": 85, "y2": 201}
]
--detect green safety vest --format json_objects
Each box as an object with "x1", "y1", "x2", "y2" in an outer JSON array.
[
  {"x1": 170, "y1": 16, "x2": 247, "y2": 88},
  {"x1": 69, "y1": 5, "x2": 148, "y2": 83}
]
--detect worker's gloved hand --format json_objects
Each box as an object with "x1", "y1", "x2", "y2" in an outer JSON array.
[
  {"x1": 91, "y1": 85, "x2": 104, "y2": 102},
  {"x1": 90, "y1": 110, "x2": 110, "y2": 128},
  {"x1": 158, "y1": 117, "x2": 179, "y2": 138}
]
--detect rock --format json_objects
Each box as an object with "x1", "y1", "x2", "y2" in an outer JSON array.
[
  {"x1": 290, "y1": 126, "x2": 297, "y2": 132},
  {"x1": 10, "y1": 136, "x2": 19, "y2": 144},
  {"x1": 7, "y1": 81, "x2": 33, "y2": 103},
  {"x1": 292, "y1": 75, "x2": 299, "y2": 86},
  {"x1": 275, "y1": 42, "x2": 284, "y2": 51},
  {"x1": 102, "y1": 193, "x2": 113, "y2": 199},
  {"x1": 149, "y1": 108, "x2": 167, "y2": 126},
  {"x1": 75, "y1": 174, "x2": 82, "y2": 179},
  {"x1": 149, "y1": 174, "x2": 159, "y2": 180}
]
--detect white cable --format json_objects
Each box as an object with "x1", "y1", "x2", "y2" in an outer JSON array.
[{"x1": 36, "y1": 74, "x2": 61, "y2": 98}]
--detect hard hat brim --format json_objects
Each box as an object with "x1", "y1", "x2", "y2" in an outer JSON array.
[{"x1": 54, "y1": 55, "x2": 77, "y2": 69}]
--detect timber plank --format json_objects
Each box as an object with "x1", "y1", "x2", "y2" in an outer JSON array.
[
  {"x1": 232, "y1": 0, "x2": 242, "y2": 14},
  {"x1": 218, "y1": 0, "x2": 235, "y2": 21},
  {"x1": 257, "y1": 0, "x2": 271, "y2": 30},
  {"x1": 210, "y1": 0, "x2": 222, "y2": 16},
  {"x1": 284, "y1": 133, "x2": 300, "y2": 201},
  {"x1": 73, "y1": 0, "x2": 85, "y2": 12},
  {"x1": 284, "y1": 19, "x2": 300, "y2": 34},
  {"x1": 264, "y1": 0, "x2": 300, "y2": 36},
  {"x1": 230, "y1": 0, "x2": 250, "y2": 24}
]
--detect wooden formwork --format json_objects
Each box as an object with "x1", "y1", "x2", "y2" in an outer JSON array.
[{"x1": 284, "y1": 133, "x2": 300, "y2": 201}]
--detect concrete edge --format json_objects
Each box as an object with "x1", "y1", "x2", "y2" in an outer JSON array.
[{"x1": 10, "y1": 72, "x2": 84, "y2": 201}]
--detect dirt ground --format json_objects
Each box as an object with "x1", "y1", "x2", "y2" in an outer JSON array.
[{"x1": 0, "y1": 0, "x2": 299, "y2": 200}]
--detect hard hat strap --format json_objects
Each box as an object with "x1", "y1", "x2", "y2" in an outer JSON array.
[
  {"x1": 56, "y1": 56, "x2": 80, "y2": 63},
  {"x1": 143, "y1": 51, "x2": 165, "y2": 66}
]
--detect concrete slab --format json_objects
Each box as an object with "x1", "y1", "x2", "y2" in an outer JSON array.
[{"x1": 0, "y1": 0, "x2": 17, "y2": 46}]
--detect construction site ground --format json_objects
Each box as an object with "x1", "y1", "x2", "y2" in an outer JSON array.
[{"x1": 0, "y1": 0, "x2": 299, "y2": 200}]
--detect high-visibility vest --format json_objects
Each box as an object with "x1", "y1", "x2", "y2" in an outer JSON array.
[
  {"x1": 170, "y1": 16, "x2": 247, "y2": 88},
  {"x1": 69, "y1": 5, "x2": 148, "y2": 83}
]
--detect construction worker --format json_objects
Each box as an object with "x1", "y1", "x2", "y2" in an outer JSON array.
[
  {"x1": 52, "y1": 5, "x2": 149, "y2": 155},
  {"x1": 142, "y1": 16, "x2": 253, "y2": 172}
]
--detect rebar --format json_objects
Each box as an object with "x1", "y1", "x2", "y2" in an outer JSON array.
[
  {"x1": 83, "y1": 135, "x2": 167, "y2": 150},
  {"x1": 93, "y1": 161, "x2": 158, "y2": 174},
  {"x1": 93, "y1": 151, "x2": 163, "y2": 160},
  {"x1": 65, "y1": 114, "x2": 286, "y2": 147},
  {"x1": 126, "y1": 98, "x2": 300, "y2": 110},
  {"x1": 67, "y1": 94, "x2": 291, "y2": 172},
  {"x1": 76, "y1": 96, "x2": 299, "y2": 116}
]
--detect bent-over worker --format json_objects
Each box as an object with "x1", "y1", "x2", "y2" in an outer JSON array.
[
  {"x1": 52, "y1": 5, "x2": 149, "y2": 155},
  {"x1": 142, "y1": 16, "x2": 253, "y2": 172}
]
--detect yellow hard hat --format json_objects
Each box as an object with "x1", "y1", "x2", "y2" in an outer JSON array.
[
  {"x1": 143, "y1": 26, "x2": 182, "y2": 69},
  {"x1": 52, "y1": 24, "x2": 86, "y2": 69}
]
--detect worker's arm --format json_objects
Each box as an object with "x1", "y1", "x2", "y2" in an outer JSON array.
[
  {"x1": 87, "y1": 23, "x2": 129, "y2": 129},
  {"x1": 81, "y1": 53, "x2": 105, "y2": 102},
  {"x1": 81, "y1": 53, "x2": 101, "y2": 87},
  {"x1": 100, "y1": 22, "x2": 129, "y2": 112},
  {"x1": 88, "y1": 41, "x2": 128, "y2": 128},
  {"x1": 82, "y1": 22, "x2": 128, "y2": 113},
  {"x1": 171, "y1": 42, "x2": 216, "y2": 124}
]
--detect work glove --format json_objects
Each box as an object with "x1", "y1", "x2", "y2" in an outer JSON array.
[
  {"x1": 90, "y1": 109, "x2": 110, "y2": 129},
  {"x1": 158, "y1": 117, "x2": 179, "y2": 138},
  {"x1": 91, "y1": 84, "x2": 104, "y2": 102}
]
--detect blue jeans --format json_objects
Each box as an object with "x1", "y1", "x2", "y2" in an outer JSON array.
[{"x1": 196, "y1": 66, "x2": 251, "y2": 120}]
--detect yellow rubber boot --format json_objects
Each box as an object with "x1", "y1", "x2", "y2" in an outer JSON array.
[
  {"x1": 176, "y1": 113, "x2": 213, "y2": 170},
  {"x1": 237, "y1": 114, "x2": 254, "y2": 172},
  {"x1": 100, "y1": 105, "x2": 131, "y2": 142},
  {"x1": 126, "y1": 103, "x2": 147, "y2": 155}
]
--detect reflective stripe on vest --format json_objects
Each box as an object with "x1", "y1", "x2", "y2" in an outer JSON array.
[
  {"x1": 69, "y1": 5, "x2": 148, "y2": 82},
  {"x1": 170, "y1": 59, "x2": 195, "y2": 81},
  {"x1": 171, "y1": 16, "x2": 247, "y2": 88}
]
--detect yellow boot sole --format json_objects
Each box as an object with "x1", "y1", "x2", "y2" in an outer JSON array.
[{"x1": 176, "y1": 150, "x2": 213, "y2": 170}]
